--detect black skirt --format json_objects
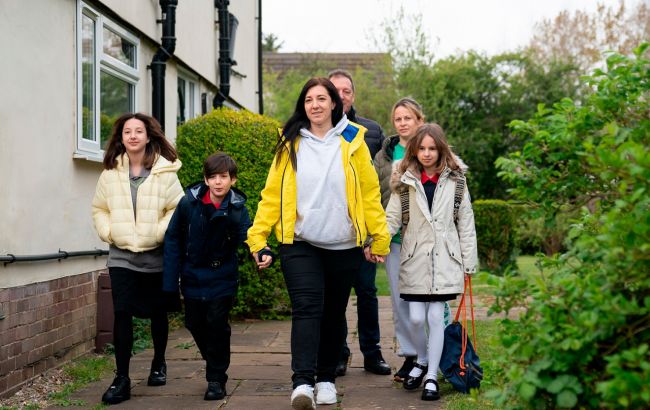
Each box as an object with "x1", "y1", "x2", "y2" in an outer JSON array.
[
  {"x1": 400, "y1": 293, "x2": 458, "y2": 302},
  {"x1": 109, "y1": 267, "x2": 166, "y2": 318}
]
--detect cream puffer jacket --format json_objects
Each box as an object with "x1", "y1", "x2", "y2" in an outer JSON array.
[
  {"x1": 385, "y1": 165, "x2": 478, "y2": 296},
  {"x1": 92, "y1": 154, "x2": 184, "y2": 252}
]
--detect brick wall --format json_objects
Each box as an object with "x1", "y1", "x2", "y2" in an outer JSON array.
[{"x1": 0, "y1": 270, "x2": 100, "y2": 398}]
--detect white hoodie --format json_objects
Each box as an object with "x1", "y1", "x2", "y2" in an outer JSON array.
[{"x1": 293, "y1": 115, "x2": 357, "y2": 250}]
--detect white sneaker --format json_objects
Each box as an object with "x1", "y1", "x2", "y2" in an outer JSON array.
[
  {"x1": 291, "y1": 384, "x2": 315, "y2": 410},
  {"x1": 315, "y1": 381, "x2": 337, "y2": 405}
]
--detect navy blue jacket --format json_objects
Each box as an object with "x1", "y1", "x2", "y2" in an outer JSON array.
[
  {"x1": 348, "y1": 106, "x2": 385, "y2": 159},
  {"x1": 163, "y1": 182, "x2": 252, "y2": 300}
]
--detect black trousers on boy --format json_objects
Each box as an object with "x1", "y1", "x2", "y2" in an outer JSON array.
[
  {"x1": 279, "y1": 241, "x2": 362, "y2": 388},
  {"x1": 184, "y1": 296, "x2": 234, "y2": 385}
]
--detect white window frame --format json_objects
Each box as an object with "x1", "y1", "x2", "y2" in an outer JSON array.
[
  {"x1": 76, "y1": 1, "x2": 139, "y2": 160},
  {"x1": 177, "y1": 68, "x2": 200, "y2": 125}
]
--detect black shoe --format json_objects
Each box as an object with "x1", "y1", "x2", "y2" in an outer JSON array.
[
  {"x1": 421, "y1": 379, "x2": 440, "y2": 401},
  {"x1": 335, "y1": 356, "x2": 349, "y2": 377},
  {"x1": 204, "y1": 382, "x2": 225, "y2": 400},
  {"x1": 394, "y1": 356, "x2": 416, "y2": 382},
  {"x1": 101, "y1": 375, "x2": 131, "y2": 404},
  {"x1": 363, "y1": 352, "x2": 391, "y2": 375},
  {"x1": 403, "y1": 363, "x2": 428, "y2": 390},
  {"x1": 147, "y1": 362, "x2": 167, "y2": 386}
]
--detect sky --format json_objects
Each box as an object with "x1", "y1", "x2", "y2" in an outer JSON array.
[{"x1": 263, "y1": 0, "x2": 632, "y2": 58}]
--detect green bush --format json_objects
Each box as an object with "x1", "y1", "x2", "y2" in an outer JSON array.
[
  {"x1": 510, "y1": 203, "x2": 571, "y2": 256},
  {"x1": 175, "y1": 108, "x2": 289, "y2": 319},
  {"x1": 473, "y1": 199, "x2": 516, "y2": 273},
  {"x1": 492, "y1": 45, "x2": 650, "y2": 408}
]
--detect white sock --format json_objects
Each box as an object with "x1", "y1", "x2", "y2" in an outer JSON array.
[
  {"x1": 424, "y1": 380, "x2": 438, "y2": 391},
  {"x1": 408, "y1": 362, "x2": 427, "y2": 378}
]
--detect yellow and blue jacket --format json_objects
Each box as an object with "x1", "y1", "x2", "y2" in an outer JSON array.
[{"x1": 246, "y1": 122, "x2": 390, "y2": 255}]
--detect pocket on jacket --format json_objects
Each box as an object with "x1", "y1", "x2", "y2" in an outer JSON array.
[{"x1": 445, "y1": 239, "x2": 463, "y2": 266}]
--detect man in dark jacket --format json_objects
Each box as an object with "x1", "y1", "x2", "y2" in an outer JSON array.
[
  {"x1": 328, "y1": 69, "x2": 390, "y2": 376},
  {"x1": 163, "y1": 153, "x2": 252, "y2": 400}
]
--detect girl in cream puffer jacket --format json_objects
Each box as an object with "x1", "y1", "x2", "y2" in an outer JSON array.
[
  {"x1": 384, "y1": 123, "x2": 478, "y2": 402},
  {"x1": 91, "y1": 113, "x2": 183, "y2": 406}
]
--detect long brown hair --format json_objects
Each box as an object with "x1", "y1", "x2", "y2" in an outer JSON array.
[
  {"x1": 399, "y1": 123, "x2": 459, "y2": 175},
  {"x1": 274, "y1": 77, "x2": 344, "y2": 170},
  {"x1": 102, "y1": 112, "x2": 178, "y2": 170}
]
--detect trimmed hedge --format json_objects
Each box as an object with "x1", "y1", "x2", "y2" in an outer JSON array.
[
  {"x1": 175, "y1": 108, "x2": 289, "y2": 319},
  {"x1": 473, "y1": 199, "x2": 516, "y2": 273}
]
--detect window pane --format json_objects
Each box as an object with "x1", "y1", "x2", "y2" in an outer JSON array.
[
  {"x1": 81, "y1": 14, "x2": 95, "y2": 141},
  {"x1": 103, "y1": 27, "x2": 135, "y2": 67},
  {"x1": 177, "y1": 78, "x2": 186, "y2": 125},
  {"x1": 100, "y1": 71, "x2": 133, "y2": 149}
]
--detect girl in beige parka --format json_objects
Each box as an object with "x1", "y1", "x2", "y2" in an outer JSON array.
[{"x1": 385, "y1": 123, "x2": 478, "y2": 402}]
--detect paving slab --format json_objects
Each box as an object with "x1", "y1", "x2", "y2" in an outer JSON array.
[{"x1": 46, "y1": 296, "x2": 459, "y2": 409}]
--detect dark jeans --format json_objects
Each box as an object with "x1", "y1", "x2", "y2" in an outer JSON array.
[
  {"x1": 279, "y1": 241, "x2": 362, "y2": 388},
  {"x1": 341, "y1": 259, "x2": 381, "y2": 359},
  {"x1": 184, "y1": 296, "x2": 234, "y2": 384}
]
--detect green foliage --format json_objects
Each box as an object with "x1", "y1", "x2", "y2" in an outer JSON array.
[
  {"x1": 263, "y1": 57, "x2": 397, "y2": 131},
  {"x1": 510, "y1": 203, "x2": 572, "y2": 256},
  {"x1": 473, "y1": 200, "x2": 516, "y2": 273},
  {"x1": 176, "y1": 108, "x2": 289, "y2": 318},
  {"x1": 491, "y1": 45, "x2": 650, "y2": 408},
  {"x1": 48, "y1": 355, "x2": 112, "y2": 407},
  {"x1": 398, "y1": 51, "x2": 582, "y2": 199}
]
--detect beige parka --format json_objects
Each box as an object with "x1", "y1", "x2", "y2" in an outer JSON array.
[{"x1": 385, "y1": 165, "x2": 478, "y2": 296}]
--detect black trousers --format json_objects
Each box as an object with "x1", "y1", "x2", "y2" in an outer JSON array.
[
  {"x1": 184, "y1": 296, "x2": 234, "y2": 384},
  {"x1": 279, "y1": 241, "x2": 362, "y2": 388},
  {"x1": 342, "y1": 258, "x2": 381, "y2": 359}
]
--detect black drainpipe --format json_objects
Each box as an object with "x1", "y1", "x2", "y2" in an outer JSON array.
[
  {"x1": 151, "y1": 0, "x2": 178, "y2": 130},
  {"x1": 214, "y1": 0, "x2": 231, "y2": 108},
  {"x1": 257, "y1": 0, "x2": 263, "y2": 114}
]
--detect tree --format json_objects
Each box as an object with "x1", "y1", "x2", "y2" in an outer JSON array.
[
  {"x1": 528, "y1": 0, "x2": 650, "y2": 71},
  {"x1": 263, "y1": 56, "x2": 397, "y2": 131},
  {"x1": 492, "y1": 44, "x2": 650, "y2": 408},
  {"x1": 397, "y1": 51, "x2": 582, "y2": 199},
  {"x1": 262, "y1": 33, "x2": 283, "y2": 52}
]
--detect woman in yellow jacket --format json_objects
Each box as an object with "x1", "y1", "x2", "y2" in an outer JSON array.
[
  {"x1": 92, "y1": 113, "x2": 183, "y2": 405},
  {"x1": 247, "y1": 77, "x2": 390, "y2": 410}
]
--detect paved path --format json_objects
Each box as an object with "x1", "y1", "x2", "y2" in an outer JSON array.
[{"x1": 48, "y1": 295, "x2": 496, "y2": 409}]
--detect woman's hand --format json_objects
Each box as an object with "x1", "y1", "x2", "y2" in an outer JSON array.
[
  {"x1": 364, "y1": 246, "x2": 385, "y2": 263},
  {"x1": 252, "y1": 247, "x2": 273, "y2": 270}
]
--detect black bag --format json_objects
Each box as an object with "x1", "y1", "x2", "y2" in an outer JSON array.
[{"x1": 440, "y1": 276, "x2": 483, "y2": 393}]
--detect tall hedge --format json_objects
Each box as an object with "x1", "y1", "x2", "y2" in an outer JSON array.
[
  {"x1": 473, "y1": 199, "x2": 516, "y2": 273},
  {"x1": 175, "y1": 108, "x2": 289, "y2": 319}
]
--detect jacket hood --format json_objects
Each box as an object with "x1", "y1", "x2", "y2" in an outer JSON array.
[
  {"x1": 116, "y1": 153, "x2": 182, "y2": 174},
  {"x1": 185, "y1": 181, "x2": 247, "y2": 208},
  {"x1": 379, "y1": 135, "x2": 401, "y2": 161}
]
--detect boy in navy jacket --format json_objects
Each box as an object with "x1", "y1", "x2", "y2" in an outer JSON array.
[{"x1": 163, "y1": 152, "x2": 251, "y2": 400}]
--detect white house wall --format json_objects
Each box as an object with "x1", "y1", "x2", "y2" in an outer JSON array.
[
  {"x1": 0, "y1": 0, "x2": 260, "y2": 289},
  {"x1": 228, "y1": 0, "x2": 261, "y2": 111},
  {"x1": 0, "y1": 0, "x2": 104, "y2": 288}
]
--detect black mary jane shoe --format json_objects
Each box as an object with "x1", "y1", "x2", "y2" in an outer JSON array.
[
  {"x1": 204, "y1": 381, "x2": 226, "y2": 400},
  {"x1": 147, "y1": 362, "x2": 167, "y2": 386},
  {"x1": 394, "y1": 356, "x2": 416, "y2": 382},
  {"x1": 101, "y1": 375, "x2": 131, "y2": 404},
  {"x1": 403, "y1": 363, "x2": 428, "y2": 390},
  {"x1": 421, "y1": 379, "x2": 440, "y2": 401}
]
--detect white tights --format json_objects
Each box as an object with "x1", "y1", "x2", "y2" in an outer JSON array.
[{"x1": 408, "y1": 301, "x2": 445, "y2": 385}]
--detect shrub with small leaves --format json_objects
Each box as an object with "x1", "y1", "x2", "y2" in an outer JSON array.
[
  {"x1": 473, "y1": 199, "x2": 516, "y2": 274},
  {"x1": 176, "y1": 108, "x2": 289, "y2": 319},
  {"x1": 491, "y1": 45, "x2": 650, "y2": 408}
]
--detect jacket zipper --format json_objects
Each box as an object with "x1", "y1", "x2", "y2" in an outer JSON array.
[
  {"x1": 280, "y1": 156, "x2": 289, "y2": 241},
  {"x1": 349, "y1": 159, "x2": 362, "y2": 246}
]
